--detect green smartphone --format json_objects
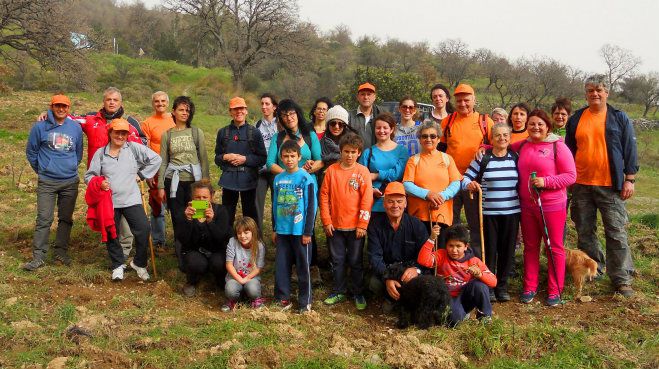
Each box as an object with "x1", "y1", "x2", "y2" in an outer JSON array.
[{"x1": 191, "y1": 200, "x2": 209, "y2": 219}]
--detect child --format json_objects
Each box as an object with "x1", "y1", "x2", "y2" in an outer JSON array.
[
  {"x1": 222, "y1": 217, "x2": 266, "y2": 312},
  {"x1": 272, "y1": 140, "x2": 318, "y2": 313},
  {"x1": 320, "y1": 133, "x2": 373, "y2": 310},
  {"x1": 417, "y1": 224, "x2": 497, "y2": 326}
]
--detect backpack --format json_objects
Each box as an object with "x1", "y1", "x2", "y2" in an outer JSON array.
[
  {"x1": 474, "y1": 148, "x2": 519, "y2": 184},
  {"x1": 444, "y1": 112, "x2": 490, "y2": 145},
  {"x1": 166, "y1": 126, "x2": 203, "y2": 163},
  {"x1": 219, "y1": 123, "x2": 258, "y2": 154},
  {"x1": 412, "y1": 151, "x2": 451, "y2": 166},
  {"x1": 99, "y1": 141, "x2": 141, "y2": 168}
]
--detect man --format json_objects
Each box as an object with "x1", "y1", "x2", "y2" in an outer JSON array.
[
  {"x1": 348, "y1": 82, "x2": 383, "y2": 148},
  {"x1": 367, "y1": 182, "x2": 429, "y2": 309},
  {"x1": 439, "y1": 84, "x2": 493, "y2": 260},
  {"x1": 24, "y1": 94, "x2": 83, "y2": 270},
  {"x1": 141, "y1": 91, "x2": 175, "y2": 251},
  {"x1": 254, "y1": 92, "x2": 280, "y2": 231},
  {"x1": 565, "y1": 75, "x2": 638, "y2": 297}
]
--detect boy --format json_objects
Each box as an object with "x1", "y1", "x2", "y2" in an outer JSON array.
[
  {"x1": 417, "y1": 224, "x2": 497, "y2": 326},
  {"x1": 272, "y1": 140, "x2": 317, "y2": 313},
  {"x1": 320, "y1": 133, "x2": 373, "y2": 310}
]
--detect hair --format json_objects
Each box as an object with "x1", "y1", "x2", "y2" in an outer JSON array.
[
  {"x1": 398, "y1": 95, "x2": 419, "y2": 121},
  {"x1": 584, "y1": 74, "x2": 609, "y2": 92},
  {"x1": 260, "y1": 92, "x2": 278, "y2": 107},
  {"x1": 338, "y1": 132, "x2": 364, "y2": 152},
  {"x1": 151, "y1": 91, "x2": 169, "y2": 102},
  {"x1": 491, "y1": 122, "x2": 512, "y2": 135},
  {"x1": 279, "y1": 139, "x2": 301, "y2": 156},
  {"x1": 416, "y1": 121, "x2": 442, "y2": 139},
  {"x1": 445, "y1": 224, "x2": 470, "y2": 245},
  {"x1": 276, "y1": 99, "x2": 310, "y2": 137},
  {"x1": 103, "y1": 87, "x2": 122, "y2": 101},
  {"x1": 527, "y1": 109, "x2": 553, "y2": 131},
  {"x1": 430, "y1": 83, "x2": 455, "y2": 114},
  {"x1": 373, "y1": 112, "x2": 397, "y2": 140},
  {"x1": 507, "y1": 102, "x2": 531, "y2": 127},
  {"x1": 309, "y1": 97, "x2": 334, "y2": 123},
  {"x1": 551, "y1": 97, "x2": 572, "y2": 115},
  {"x1": 491, "y1": 107, "x2": 508, "y2": 120},
  {"x1": 190, "y1": 179, "x2": 215, "y2": 197},
  {"x1": 233, "y1": 217, "x2": 261, "y2": 267},
  {"x1": 172, "y1": 96, "x2": 195, "y2": 127}
]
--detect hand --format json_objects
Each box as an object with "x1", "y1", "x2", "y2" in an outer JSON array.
[
  {"x1": 621, "y1": 181, "x2": 635, "y2": 200},
  {"x1": 303, "y1": 160, "x2": 314, "y2": 172},
  {"x1": 37, "y1": 112, "x2": 47, "y2": 121},
  {"x1": 426, "y1": 191, "x2": 444, "y2": 207},
  {"x1": 223, "y1": 153, "x2": 236, "y2": 162},
  {"x1": 356, "y1": 228, "x2": 366, "y2": 239},
  {"x1": 146, "y1": 177, "x2": 156, "y2": 189},
  {"x1": 324, "y1": 224, "x2": 334, "y2": 237},
  {"x1": 430, "y1": 225, "x2": 441, "y2": 240},
  {"x1": 476, "y1": 147, "x2": 486, "y2": 160},
  {"x1": 158, "y1": 189, "x2": 167, "y2": 203},
  {"x1": 370, "y1": 172, "x2": 379, "y2": 181},
  {"x1": 386, "y1": 279, "x2": 402, "y2": 300},
  {"x1": 466, "y1": 264, "x2": 482, "y2": 278},
  {"x1": 204, "y1": 205, "x2": 214, "y2": 222},
  {"x1": 100, "y1": 180, "x2": 110, "y2": 191},
  {"x1": 531, "y1": 177, "x2": 545, "y2": 189},
  {"x1": 466, "y1": 181, "x2": 481, "y2": 193},
  {"x1": 229, "y1": 155, "x2": 247, "y2": 166},
  {"x1": 401, "y1": 267, "x2": 420, "y2": 283},
  {"x1": 184, "y1": 202, "x2": 195, "y2": 221},
  {"x1": 302, "y1": 235, "x2": 312, "y2": 245},
  {"x1": 373, "y1": 188, "x2": 383, "y2": 198},
  {"x1": 272, "y1": 232, "x2": 277, "y2": 245}
]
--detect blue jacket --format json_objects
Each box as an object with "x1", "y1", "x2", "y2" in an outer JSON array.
[
  {"x1": 214, "y1": 122, "x2": 267, "y2": 191},
  {"x1": 26, "y1": 110, "x2": 83, "y2": 181},
  {"x1": 565, "y1": 104, "x2": 639, "y2": 192}
]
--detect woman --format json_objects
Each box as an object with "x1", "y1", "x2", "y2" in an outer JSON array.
[
  {"x1": 360, "y1": 113, "x2": 409, "y2": 214},
  {"x1": 309, "y1": 97, "x2": 333, "y2": 140},
  {"x1": 491, "y1": 107, "x2": 508, "y2": 124},
  {"x1": 461, "y1": 123, "x2": 520, "y2": 302},
  {"x1": 551, "y1": 97, "x2": 572, "y2": 137},
  {"x1": 394, "y1": 96, "x2": 423, "y2": 156},
  {"x1": 85, "y1": 119, "x2": 161, "y2": 281},
  {"x1": 429, "y1": 84, "x2": 454, "y2": 123},
  {"x1": 402, "y1": 121, "x2": 461, "y2": 245},
  {"x1": 320, "y1": 105, "x2": 355, "y2": 170},
  {"x1": 508, "y1": 102, "x2": 530, "y2": 144},
  {"x1": 512, "y1": 109, "x2": 575, "y2": 306}
]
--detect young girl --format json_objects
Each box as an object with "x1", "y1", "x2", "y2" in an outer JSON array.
[{"x1": 222, "y1": 217, "x2": 266, "y2": 312}]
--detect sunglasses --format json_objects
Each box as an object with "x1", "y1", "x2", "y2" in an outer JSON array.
[
  {"x1": 329, "y1": 120, "x2": 345, "y2": 128},
  {"x1": 421, "y1": 134, "x2": 438, "y2": 140},
  {"x1": 400, "y1": 105, "x2": 416, "y2": 111}
]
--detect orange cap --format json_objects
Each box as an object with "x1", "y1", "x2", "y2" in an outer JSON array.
[
  {"x1": 50, "y1": 94, "x2": 71, "y2": 107},
  {"x1": 453, "y1": 84, "x2": 474, "y2": 96},
  {"x1": 229, "y1": 97, "x2": 247, "y2": 109},
  {"x1": 358, "y1": 82, "x2": 376, "y2": 93},
  {"x1": 383, "y1": 181, "x2": 406, "y2": 197},
  {"x1": 108, "y1": 118, "x2": 130, "y2": 132}
]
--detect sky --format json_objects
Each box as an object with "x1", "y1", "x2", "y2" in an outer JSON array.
[{"x1": 139, "y1": 0, "x2": 659, "y2": 74}]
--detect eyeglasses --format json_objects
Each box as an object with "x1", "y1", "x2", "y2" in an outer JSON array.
[
  {"x1": 421, "y1": 134, "x2": 438, "y2": 140},
  {"x1": 400, "y1": 105, "x2": 416, "y2": 111},
  {"x1": 329, "y1": 120, "x2": 345, "y2": 128},
  {"x1": 315, "y1": 107, "x2": 327, "y2": 112},
  {"x1": 281, "y1": 111, "x2": 297, "y2": 119}
]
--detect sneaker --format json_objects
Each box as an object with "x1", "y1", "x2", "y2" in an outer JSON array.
[
  {"x1": 251, "y1": 297, "x2": 266, "y2": 309},
  {"x1": 520, "y1": 291, "x2": 536, "y2": 304},
  {"x1": 616, "y1": 285, "x2": 634, "y2": 298},
  {"x1": 546, "y1": 295, "x2": 564, "y2": 307},
  {"x1": 323, "y1": 293, "x2": 347, "y2": 305},
  {"x1": 221, "y1": 300, "x2": 236, "y2": 312},
  {"x1": 54, "y1": 253, "x2": 71, "y2": 266},
  {"x1": 130, "y1": 260, "x2": 150, "y2": 281},
  {"x1": 489, "y1": 289, "x2": 497, "y2": 303},
  {"x1": 183, "y1": 284, "x2": 196, "y2": 297},
  {"x1": 111, "y1": 265, "x2": 124, "y2": 281},
  {"x1": 276, "y1": 299, "x2": 293, "y2": 311},
  {"x1": 354, "y1": 295, "x2": 367, "y2": 310},
  {"x1": 495, "y1": 290, "x2": 511, "y2": 302},
  {"x1": 298, "y1": 304, "x2": 312, "y2": 314},
  {"x1": 22, "y1": 258, "x2": 45, "y2": 271},
  {"x1": 479, "y1": 316, "x2": 493, "y2": 325}
]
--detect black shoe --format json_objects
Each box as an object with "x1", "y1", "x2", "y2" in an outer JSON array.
[
  {"x1": 54, "y1": 253, "x2": 72, "y2": 266},
  {"x1": 489, "y1": 289, "x2": 497, "y2": 302},
  {"x1": 495, "y1": 290, "x2": 511, "y2": 302},
  {"x1": 22, "y1": 258, "x2": 45, "y2": 271}
]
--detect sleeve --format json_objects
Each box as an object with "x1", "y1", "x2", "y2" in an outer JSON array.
[
  {"x1": 509, "y1": 140, "x2": 523, "y2": 153},
  {"x1": 440, "y1": 180, "x2": 461, "y2": 200},
  {"x1": 321, "y1": 139, "x2": 340, "y2": 164},
  {"x1": 271, "y1": 175, "x2": 279, "y2": 232},
  {"x1": 310, "y1": 133, "x2": 322, "y2": 161},
  {"x1": 367, "y1": 223, "x2": 386, "y2": 276},
  {"x1": 84, "y1": 149, "x2": 103, "y2": 184},
  {"x1": 543, "y1": 142, "x2": 576, "y2": 190},
  {"x1": 357, "y1": 147, "x2": 370, "y2": 167},
  {"x1": 417, "y1": 240, "x2": 437, "y2": 268},
  {"x1": 135, "y1": 145, "x2": 162, "y2": 180},
  {"x1": 127, "y1": 116, "x2": 147, "y2": 145},
  {"x1": 266, "y1": 133, "x2": 279, "y2": 170},
  {"x1": 475, "y1": 257, "x2": 497, "y2": 288},
  {"x1": 197, "y1": 129, "x2": 210, "y2": 179},
  {"x1": 256, "y1": 243, "x2": 266, "y2": 269},
  {"x1": 207, "y1": 205, "x2": 231, "y2": 250},
  {"x1": 619, "y1": 112, "x2": 639, "y2": 175},
  {"x1": 75, "y1": 126, "x2": 84, "y2": 164},
  {"x1": 319, "y1": 167, "x2": 332, "y2": 226},
  {"x1": 412, "y1": 220, "x2": 430, "y2": 270},
  {"x1": 377, "y1": 145, "x2": 409, "y2": 182},
  {"x1": 178, "y1": 217, "x2": 195, "y2": 253},
  {"x1": 356, "y1": 166, "x2": 374, "y2": 229},
  {"x1": 303, "y1": 179, "x2": 316, "y2": 236},
  {"x1": 214, "y1": 128, "x2": 225, "y2": 168},
  {"x1": 225, "y1": 239, "x2": 236, "y2": 262},
  {"x1": 402, "y1": 156, "x2": 430, "y2": 199},
  {"x1": 26, "y1": 124, "x2": 40, "y2": 173},
  {"x1": 462, "y1": 157, "x2": 481, "y2": 186},
  {"x1": 157, "y1": 131, "x2": 170, "y2": 189},
  {"x1": 244, "y1": 127, "x2": 267, "y2": 168}
]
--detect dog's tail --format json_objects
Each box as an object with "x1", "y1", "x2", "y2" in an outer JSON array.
[{"x1": 585, "y1": 259, "x2": 598, "y2": 279}]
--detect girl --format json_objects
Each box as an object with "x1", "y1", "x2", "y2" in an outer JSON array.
[{"x1": 222, "y1": 217, "x2": 266, "y2": 312}]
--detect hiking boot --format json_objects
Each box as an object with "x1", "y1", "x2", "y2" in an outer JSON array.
[
  {"x1": 111, "y1": 265, "x2": 124, "y2": 281},
  {"x1": 520, "y1": 291, "x2": 536, "y2": 304},
  {"x1": 251, "y1": 297, "x2": 266, "y2": 309},
  {"x1": 354, "y1": 295, "x2": 367, "y2": 310},
  {"x1": 221, "y1": 300, "x2": 236, "y2": 312},
  {"x1": 298, "y1": 304, "x2": 312, "y2": 314},
  {"x1": 323, "y1": 293, "x2": 347, "y2": 305},
  {"x1": 616, "y1": 285, "x2": 634, "y2": 298},
  {"x1": 546, "y1": 295, "x2": 564, "y2": 307},
  {"x1": 183, "y1": 284, "x2": 196, "y2": 297},
  {"x1": 489, "y1": 289, "x2": 497, "y2": 303},
  {"x1": 22, "y1": 258, "x2": 45, "y2": 271},
  {"x1": 54, "y1": 253, "x2": 71, "y2": 266},
  {"x1": 495, "y1": 290, "x2": 511, "y2": 302},
  {"x1": 276, "y1": 299, "x2": 292, "y2": 311},
  {"x1": 130, "y1": 260, "x2": 150, "y2": 281}
]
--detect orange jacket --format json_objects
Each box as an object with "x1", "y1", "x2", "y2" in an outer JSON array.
[{"x1": 320, "y1": 162, "x2": 373, "y2": 230}]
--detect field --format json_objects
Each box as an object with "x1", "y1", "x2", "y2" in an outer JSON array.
[{"x1": 0, "y1": 85, "x2": 657, "y2": 368}]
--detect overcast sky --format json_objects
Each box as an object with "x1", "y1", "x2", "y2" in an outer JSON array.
[{"x1": 139, "y1": 0, "x2": 658, "y2": 74}]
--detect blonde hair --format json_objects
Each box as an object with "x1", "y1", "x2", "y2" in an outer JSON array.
[{"x1": 233, "y1": 216, "x2": 260, "y2": 267}]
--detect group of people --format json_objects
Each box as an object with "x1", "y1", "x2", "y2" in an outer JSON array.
[{"x1": 24, "y1": 74, "x2": 638, "y2": 324}]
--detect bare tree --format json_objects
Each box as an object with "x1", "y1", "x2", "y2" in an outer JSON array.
[
  {"x1": 434, "y1": 38, "x2": 472, "y2": 88},
  {"x1": 620, "y1": 72, "x2": 659, "y2": 117},
  {"x1": 600, "y1": 44, "x2": 642, "y2": 91},
  {"x1": 473, "y1": 48, "x2": 510, "y2": 91}
]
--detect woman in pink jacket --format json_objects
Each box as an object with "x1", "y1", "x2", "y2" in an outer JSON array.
[{"x1": 511, "y1": 109, "x2": 576, "y2": 306}]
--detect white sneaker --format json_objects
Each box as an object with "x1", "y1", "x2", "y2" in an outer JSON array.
[
  {"x1": 130, "y1": 260, "x2": 150, "y2": 281},
  {"x1": 112, "y1": 265, "x2": 124, "y2": 281}
]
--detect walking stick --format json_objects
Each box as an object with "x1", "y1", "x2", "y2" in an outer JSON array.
[
  {"x1": 428, "y1": 209, "x2": 446, "y2": 277},
  {"x1": 531, "y1": 172, "x2": 561, "y2": 300},
  {"x1": 139, "y1": 181, "x2": 158, "y2": 279},
  {"x1": 469, "y1": 187, "x2": 486, "y2": 263}
]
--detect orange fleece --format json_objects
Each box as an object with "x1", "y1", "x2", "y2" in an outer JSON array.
[
  {"x1": 320, "y1": 162, "x2": 373, "y2": 230},
  {"x1": 141, "y1": 114, "x2": 175, "y2": 154},
  {"x1": 574, "y1": 109, "x2": 612, "y2": 186},
  {"x1": 440, "y1": 112, "x2": 494, "y2": 174}
]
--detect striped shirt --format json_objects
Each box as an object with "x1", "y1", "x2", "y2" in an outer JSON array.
[{"x1": 462, "y1": 152, "x2": 520, "y2": 215}]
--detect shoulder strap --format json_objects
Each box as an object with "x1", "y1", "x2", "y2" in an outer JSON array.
[
  {"x1": 479, "y1": 114, "x2": 489, "y2": 145},
  {"x1": 247, "y1": 124, "x2": 257, "y2": 153},
  {"x1": 475, "y1": 149, "x2": 493, "y2": 184},
  {"x1": 440, "y1": 152, "x2": 450, "y2": 166},
  {"x1": 412, "y1": 153, "x2": 421, "y2": 166},
  {"x1": 445, "y1": 112, "x2": 458, "y2": 138}
]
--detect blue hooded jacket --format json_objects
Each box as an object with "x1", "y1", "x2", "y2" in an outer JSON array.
[{"x1": 26, "y1": 110, "x2": 83, "y2": 181}]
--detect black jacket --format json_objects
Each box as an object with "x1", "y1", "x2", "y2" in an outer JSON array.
[{"x1": 179, "y1": 203, "x2": 231, "y2": 254}]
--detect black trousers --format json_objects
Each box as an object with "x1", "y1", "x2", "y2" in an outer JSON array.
[
  {"x1": 183, "y1": 250, "x2": 226, "y2": 286},
  {"x1": 163, "y1": 178, "x2": 194, "y2": 244},
  {"x1": 106, "y1": 205, "x2": 149, "y2": 270},
  {"x1": 483, "y1": 213, "x2": 520, "y2": 292},
  {"x1": 222, "y1": 188, "x2": 257, "y2": 229}
]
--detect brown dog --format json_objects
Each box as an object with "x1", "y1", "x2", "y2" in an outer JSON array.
[{"x1": 565, "y1": 249, "x2": 598, "y2": 298}]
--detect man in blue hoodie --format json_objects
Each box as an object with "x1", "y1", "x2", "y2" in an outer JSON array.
[{"x1": 24, "y1": 94, "x2": 83, "y2": 270}]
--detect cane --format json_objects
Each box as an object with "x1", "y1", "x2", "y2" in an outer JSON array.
[
  {"x1": 139, "y1": 181, "x2": 158, "y2": 279},
  {"x1": 428, "y1": 209, "x2": 446, "y2": 277},
  {"x1": 469, "y1": 187, "x2": 486, "y2": 264},
  {"x1": 530, "y1": 172, "x2": 561, "y2": 300}
]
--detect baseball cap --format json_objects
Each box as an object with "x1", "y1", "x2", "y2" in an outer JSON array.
[
  {"x1": 50, "y1": 94, "x2": 71, "y2": 106},
  {"x1": 108, "y1": 118, "x2": 130, "y2": 132},
  {"x1": 358, "y1": 83, "x2": 376, "y2": 93},
  {"x1": 229, "y1": 97, "x2": 247, "y2": 109},
  {"x1": 384, "y1": 181, "x2": 406, "y2": 197},
  {"x1": 453, "y1": 84, "x2": 475, "y2": 96}
]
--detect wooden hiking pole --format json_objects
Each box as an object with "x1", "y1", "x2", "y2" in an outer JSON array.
[
  {"x1": 139, "y1": 181, "x2": 158, "y2": 279},
  {"x1": 428, "y1": 209, "x2": 446, "y2": 277},
  {"x1": 469, "y1": 187, "x2": 485, "y2": 263}
]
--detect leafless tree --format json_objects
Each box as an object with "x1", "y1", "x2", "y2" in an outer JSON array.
[
  {"x1": 620, "y1": 72, "x2": 659, "y2": 117},
  {"x1": 473, "y1": 48, "x2": 511, "y2": 91},
  {"x1": 434, "y1": 38, "x2": 472, "y2": 88},
  {"x1": 600, "y1": 43, "x2": 642, "y2": 91}
]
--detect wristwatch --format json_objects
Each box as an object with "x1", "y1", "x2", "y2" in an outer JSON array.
[
  {"x1": 415, "y1": 268, "x2": 422, "y2": 275},
  {"x1": 625, "y1": 178, "x2": 635, "y2": 184}
]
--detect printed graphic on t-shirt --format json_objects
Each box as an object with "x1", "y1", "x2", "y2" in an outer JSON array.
[
  {"x1": 170, "y1": 135, "x2": 196, "y2": 162},
  {"x1": 276, "y1": 181, "x2": 303, "y2": 223},
  {"x1": 236, "y1": 259, "x2": 253, "y2": 278},
  {"x1": 48, "y1": 132, "x2": 74, "y2": 152},
  {"x1": 395, "y1": 133, "x2": 420, "y2": 156}
]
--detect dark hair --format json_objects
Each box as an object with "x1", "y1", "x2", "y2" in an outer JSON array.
[
  {"x1": 279, "y1": 139, "x2": 301, "y2": 156},
  {"x1": 338, "y1": 132, "x2": 364, "y2": 152},
  {"x1": 373, "y1": 112, "x2": 396, "y2": 140},
  {"x1": 528, "y1": 109, "x2": 553, "y2": 131},
  {"x1": 430, "y1": 84, "x2": 455, "y2": 114},
  {"x1": 260, "y1": 92, "x2": 278, "y2": 107},
  {"x1": 445, "y1": 224, "x2": 470, "y2": 245},
  {"x1": 191, "y1": 179, "x2": 215, "y2": 197},
  {"x1": 172, "y1": 96, "x2": 195, "y2": 127},
  {"x1": 309, "y1": 97, "x2": 334, "y2": 123},
  {"x1": 551, "y1": 97, "x2": 572, "y2": 115},
  {"x1": 276, "y1": 99, "x2": 310, "y2": 138},
  {"x1": 507, "y1": 102, "x2": 531, "y2": 127}
]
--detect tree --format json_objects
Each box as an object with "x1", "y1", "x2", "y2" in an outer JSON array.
[
  {"x1": 599, "y1": 44, "x2": 642, "y2": 91},
  {"x1": 434, "y1": 38, "x2": 472, "y2": 88},
  {"x1": 620, "y1": 73, "x2": 659, "y2": 117},
  {"x1": 168, "y1": 0, "x2": 304, "y2": 91}
]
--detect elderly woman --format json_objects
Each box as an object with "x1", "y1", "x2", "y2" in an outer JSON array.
[
  {"x1": 491, "y1": 108, "x2": 508, "y2": 124},
  {"x1": 403, "y1": 121, "x2": 461, "y2": 245},
  {"x1": 508, "y1": 102, "x2": 531, "y2": 144},
  {"x1": 461, "y1": 123, "x2": 520, "y2": 302},
  {"x1": 309, "y1": 97, "x2": 333, "y2": 140},
  {"x1": 85, "y1": 118, "x2": 161, "y2": 281},
  {"x1": 512, "y1": 109, "x2": 576, "y2": 306}
]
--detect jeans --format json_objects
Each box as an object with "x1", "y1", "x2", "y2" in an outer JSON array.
[
  {"x1": 225, "y1": 278, "x2": 262, "y2": 301},
  {"x1": 449, "y1": 280, "x2": 491, "y2": 327},
  {"x1": 150, "y1": 212, "x2": 166, "y2": 245},
  {"x1": 274, "y1": 234, "x2": 312, "y2": 306},
  {"x1": 32, "y1": 178, "x2": 79, "y2": 260},
  {"x1": 105, "y1": 205, "x2": 149, "y2": 270},
  {"x1": 328, "y1": 230, "x2": 365, "y2": 295}
]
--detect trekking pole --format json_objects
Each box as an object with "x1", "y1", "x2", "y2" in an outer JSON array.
[
  {"x1": 469, "y1": 187, "x2": 486, "y2": 264},
  {"x1": 531, "y1": 172, "x2": 561, "y2": 300},
  {"x1": 139, "y1": 181, "x2": 158, "y2": 279}
]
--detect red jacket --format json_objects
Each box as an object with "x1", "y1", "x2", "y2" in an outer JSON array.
[
  {"x1": 72, "y1": 112, "x2": 143, "y2": 168},
  {"x1": 85, "y1": 176, "x2": 116, "y2": 242}
]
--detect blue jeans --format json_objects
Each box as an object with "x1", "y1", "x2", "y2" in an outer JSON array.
[
  {"x1": 449, "y1": 280, "x2": 492, "y2": 327},
  {"x1": 328, "y1": 230, "x2": 365, "y2": 295},
  {"x1": 150, "y1": 212, "x2": 166, "y2": 245},
  {"x1": 275, "y1": 234, "x2": 312, "y2": 306}
]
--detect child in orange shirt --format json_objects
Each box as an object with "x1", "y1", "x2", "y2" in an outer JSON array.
[
  {"x1": 320, "y1": 133, "x2": 373, "y2": 310},
  {"x1": 417, "y1": 224, "x2": 497, "y2": 326}
]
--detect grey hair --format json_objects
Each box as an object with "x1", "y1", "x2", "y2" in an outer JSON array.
[
  {"x1": 491, "y1": 107, "x2": 508, "y2": 119},
  {"x1": 151, "y1": 91, "x2": 169, "y2": 102},
  {"x1": 416, "y1": 121, "x2": 442, "y2": 139},
  {"x1": 103, "y1": 87, "x2": 122, "y2": 101},
  {"x1": 492, "y1": 122, "x2": 512, "y2": 135},
  {"x1": 584, "y1": 74, "x2": 609, "y2": 92}
]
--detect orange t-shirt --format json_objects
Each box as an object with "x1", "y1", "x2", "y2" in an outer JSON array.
[
  {"x1": 141, "y1": 114, "x2": 175, "y2": 154},
  {"x1": 440, "y1": 112, "x2": 494, "y2": 174},
  {"x1": 320, "y1": 162, "x2": 373, "y2": 230},
  {"x1": 574, "y1": 109, "x2": 611, "y2": 186},
  {"x1": 403, "y1": 150, "x2": 461, "y2": 224},
  {"x1": 510, "y1": 129, "x2": 529, "y2": 144}
]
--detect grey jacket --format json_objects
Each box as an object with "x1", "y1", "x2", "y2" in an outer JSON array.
[{"x1": 348, "y1": 104, "x2": 383, "y2": 149}]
